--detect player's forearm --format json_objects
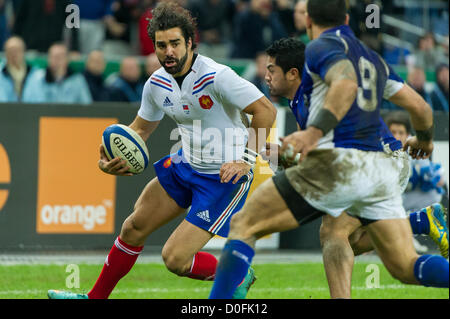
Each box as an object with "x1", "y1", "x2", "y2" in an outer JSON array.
[
  {"x1": 128, "y1": 117, "x2": 160, "y2": 142},
  {"x1": 389, "y1": 85, "x2": 434, "y2": 134},
  {"x1": 246, "y1": 102, "x2": 277, "y2": 155}
]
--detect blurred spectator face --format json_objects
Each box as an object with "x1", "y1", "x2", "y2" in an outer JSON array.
[
  {"x1": 419, "y1": 34, "x2": 436, "y2": 51},
  {"x1": 437, "y1": 65, "x2": 449, "y2": 92},
  {"x1": 265, "y1": 56, "x2": 289, "y2": 97},
  {"x1": 4, "y1": 37, "x2": 26, "y2": 68},
  {"x1": 251, "y1": 0, "x2": 272, "y2": 18},
  {"x1": 120, "y1": 57, "x2": 141, "y2": 83},
  {"x1": 255, "y1": 52, "x2": 268, "y2": 79},
  {"x1": 154, "y1": 27, "x2": 191, "y2": 75},
  {"x1": 294, "y1": 0, "x2": 307, "y2": 31},
  {"x1": 407, "y1": 67, "x2": 426, "y2": 91},
  {"x1": 389, "y1": 123, "x2": 408, "y2": 146},
  {"x1": 48, "y1": 44, "x2": 69, "y2": 76},
  {"x1": 145, "y1": 53, "x2": 161, "y2": 77},
  {"x1": 86, "y1": 51, "x2": 106, "y2": 77}
]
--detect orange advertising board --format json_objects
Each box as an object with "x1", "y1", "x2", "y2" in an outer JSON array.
[
  {"x1": 0, "y1": 143, "x2": 11, "y2": 211},
  {"x1": 36, "y1": 117, "x2": 117, "y2": 233}
]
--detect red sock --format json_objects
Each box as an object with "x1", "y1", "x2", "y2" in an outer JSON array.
[
  {"x1": 187, "y1": 252, "x2": 218, "y2": 281},
  {"x1": 87, "y1": 237, "x2": 143, "y2": 299}
]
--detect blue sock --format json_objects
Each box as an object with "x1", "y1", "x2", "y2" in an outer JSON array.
[
  {"x1": 414, "y1": 255, "x2": 449, "y2": 288},
  {"x1": 209, "y1": 240, "x2": 255, "y2": 299},
  {"x1": 409, "y1": 210, "x2": 430, "y2": 235}
]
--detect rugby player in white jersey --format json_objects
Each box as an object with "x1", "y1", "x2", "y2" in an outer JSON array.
[
  {"x1": 209, "y1": 0, "x2": 448, "y2": 299},
  {"x1": 48, "y1": 1, "x2": 276, "y2": 299}
]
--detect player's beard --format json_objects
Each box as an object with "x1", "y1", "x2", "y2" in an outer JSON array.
[{"x1": 161, "y1": 49, "x2": 189, "y2": 75}]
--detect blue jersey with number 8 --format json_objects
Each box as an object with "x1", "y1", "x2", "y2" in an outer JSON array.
[{"x1": 301, "y1": 25, "x2": 404, "y2": 152}]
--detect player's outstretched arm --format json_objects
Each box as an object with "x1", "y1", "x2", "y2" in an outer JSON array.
[
  {"x1": 98, "y1": 116, "x2": 160, "y2": 176},
  {"x1": 388, "y1": 84, "x2": 434, "y2": 159}
]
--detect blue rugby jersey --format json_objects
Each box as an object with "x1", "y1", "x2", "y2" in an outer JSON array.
[
  {"x1": 301, "y1": 25, "x2": 404, "y2": 151},
  {"x1": 289, "y1": 83, "x2": 403, "y2": 153}
]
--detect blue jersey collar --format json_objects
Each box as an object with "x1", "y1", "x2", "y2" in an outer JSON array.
[{"x1": 321, "y1": 25, "x2": 354, "y2": 38}]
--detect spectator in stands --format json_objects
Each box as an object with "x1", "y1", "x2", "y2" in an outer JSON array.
[
  {"x1": 407, "y1": 67, "x2": 432, "y2": 105},
  {"x1": 104, "y1": 0, "x2": 139, "y2": 57},
  {"x1": 0, "y1": 0, "x2": 8, "y2": 50},
  {"x1": 29, "y1": 43, "x2": 92, "y2": 104},
  {"x1": 188, "y1": 0, "x2": 234, "y2": 59},
  {"x1": 12, "y1": 0, "x2": 69, "y2": 53},
  {"x1": 250, "y1": 52, "x2": 270, "y2": 99},
  {"x1": 230, "y1": 0, "x2": 287, "y2": 59},
  {"x1": 108, "y1": 57, "x2": 143, "y2": 102},
  {"x1": 293, "y1": 0, "x2": 309, "y2": 44},
  {"x1": 274, "y1": 0, "x2": 296, "y2": 37},
  {"x1": 144, "y1": 53, "x2": 161, "y2": 78},
  {"x1": 0, "y1": 36, "x2": 42, "y2": 102},
  {"x1": 407, "y1": 32, "x2": 448, "y2": 71},
  {"x1": 430, "y1": 64, "x2": 449, "y2": 112},
  {"x1": 138, "y1": 0, "x2": 156, "y2": 56},
  {"x1": 74, "y1": 0, "x2": 115, "y2": 54},
  {"x1": 83, "y1": 50, "x2": 111, "y2": 102}
]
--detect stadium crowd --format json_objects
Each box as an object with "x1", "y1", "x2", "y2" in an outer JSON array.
[{"x1": 0, "y1": 0, "x2": 448, "y2": 110}]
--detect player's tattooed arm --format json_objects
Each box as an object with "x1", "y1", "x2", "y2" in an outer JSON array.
[
  {"x1": 322, "y1": 59, "x2": 358, "y2": 121},
  {"x1": 324, "y1": 59, "x2": 358, "y2": 84}
]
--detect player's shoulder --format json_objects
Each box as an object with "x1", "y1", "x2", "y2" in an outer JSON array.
[
  {"x1": 193, "y1": 55, "x2": 234, "y2": 80},
  {"x1": 145, "y1": 67, "x2": 174, "y2": 94}
]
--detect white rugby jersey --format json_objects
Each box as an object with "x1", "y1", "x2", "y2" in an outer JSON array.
[{"x1": 138, "y1": 54, "x2": 264, "y2": 174}]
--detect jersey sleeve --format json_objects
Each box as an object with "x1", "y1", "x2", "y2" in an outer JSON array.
[
  {"x1": 383, "y1": 63, "x2": 405, "y2": 99},
  {"x1": 137, "y1": 80, "x2": 165, "y2": 122},
  {"x1": 214, "y1": 67, "x2": 264, "y2": 110},
  {"x1": 305, "y1": 36, "x2": 348, "y2": 80}
]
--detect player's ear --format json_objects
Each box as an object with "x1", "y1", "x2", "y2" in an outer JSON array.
[{"x1": 287, "y1": 68, "x2": 299, "y2": 81}]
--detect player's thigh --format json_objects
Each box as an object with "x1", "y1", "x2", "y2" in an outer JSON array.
[
  {"x1": 162, "y1": 219, "x2": 214, "y2": 268},
  {"x1": 366, "y1": 219, "x2": 419, "y2": 281},
  {"x1": 320, "y1": 212, "x2": 362, "y2": 243},
  {"x1": 229, "y1": 178, "x2": 299, "y2": 241},
  {"x1": 122, "y1": 177, "x2": 186, "y2": 237}
]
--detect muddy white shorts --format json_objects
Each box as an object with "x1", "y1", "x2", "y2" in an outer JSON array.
[{"x1": 280, "y1": 148, "x2": 410, "y2": 221}]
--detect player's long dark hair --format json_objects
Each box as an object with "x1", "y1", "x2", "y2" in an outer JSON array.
[
  {"x1": 147, "y1": 1, "x2": 197, "y2": 50},
  {"x1": 266, "y1": 38, "x2": 305, "y2": 75}
]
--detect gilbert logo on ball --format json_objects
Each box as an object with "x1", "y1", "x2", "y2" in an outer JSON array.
[{"x1": 102, "y1": 124, "x2": 149, "y2": 174}]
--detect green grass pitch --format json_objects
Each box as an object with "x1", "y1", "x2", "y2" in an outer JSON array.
[{"x1": 0, "y1": 262, "x2": 448, "y2": 299}]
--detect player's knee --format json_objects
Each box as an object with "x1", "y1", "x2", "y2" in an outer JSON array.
[
  {"x1": 161, "y1": 248, "x2": 189, "y2": 276},
  {"x1": 319, "y1": 224, "x2": 347, "y2": 248},
  {"x1": 120, "y1": 216, "x2": 146, "y2": 246}
]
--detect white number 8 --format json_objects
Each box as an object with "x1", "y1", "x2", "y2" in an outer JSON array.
[{"x1": 357, "y1": 57, "x2": 378, "y2": 111}]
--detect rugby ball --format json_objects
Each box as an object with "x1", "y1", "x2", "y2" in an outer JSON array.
[{"x1": 102, "y1": 124, "x2": 149, "y2": 174}]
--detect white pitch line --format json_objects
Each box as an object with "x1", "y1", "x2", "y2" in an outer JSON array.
[{"x1": 0, "y1": 285, "x2": 424, "y2": 296}]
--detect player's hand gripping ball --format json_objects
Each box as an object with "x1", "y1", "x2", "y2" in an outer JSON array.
[{"x1": 101, "y1": 124, "x2": 149, "y2": 174}]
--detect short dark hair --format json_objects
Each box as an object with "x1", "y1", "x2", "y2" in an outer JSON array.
[
  {"x1": 147, "y1": 1, "x2": 197, "y2": 50},
  {"x1": 385, "y1": 111, "x2": 411, "y2": 134},
  {"x1": 307, "y1": 0, "x2": 347, "y2": 28},
  {"x1": 265, "y1": 38, "x2": 306, "y2": 75}
]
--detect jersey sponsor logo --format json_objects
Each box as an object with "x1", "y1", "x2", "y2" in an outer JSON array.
[
  {"x1": 163, "y1": 97, "x2": 174, "y2": 107},
  {"x1": 0, "y1": 144, "x2": 11, "y2": 213},
  {"x1": 196, "y1": 210, "x2": 211, "y2": 222},
  {"x1": 199, "y1": 95, "x2": 214, "y2": 110},
  {"x1": 36, "y1": 117, "x2": 116, "y2": 234},
  {"x1": 182, "y1": 104, "x2": 190, "y2": 114}
]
